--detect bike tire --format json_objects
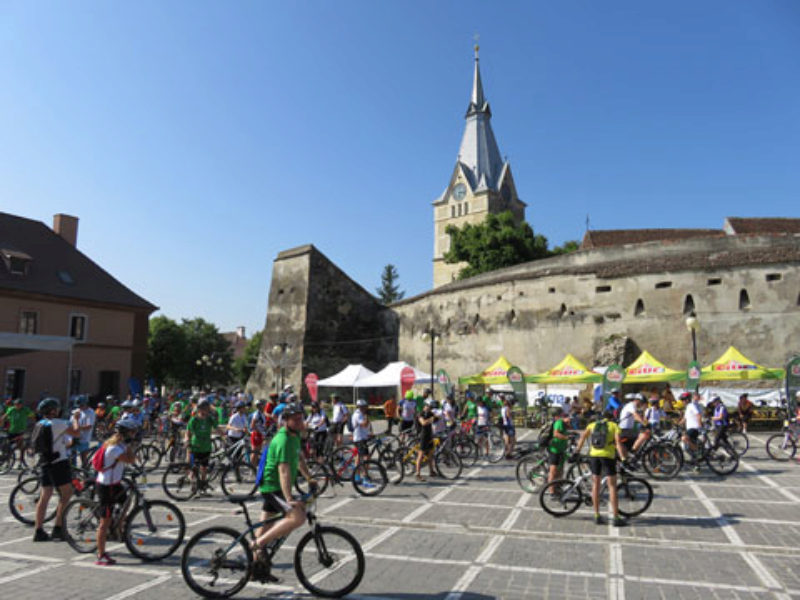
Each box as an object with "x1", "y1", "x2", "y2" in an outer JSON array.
[
  {"x1": 352, "y1": 460, "x2": 387, "y2": 496},
  {"x1": 642, "y1": 444, "x2": 682, "y2": 481},
  {"x1": 379, "y1": 448, "x2": 404, "y2": 485},
  {"x1": 296, "y1": 462, "x2": 331, "y2": 496},
  {"x1": 434, "y1": 449, "x2": 463, "y2": 480},
  {"x1": 727, "y1": 431, "x2": 749, "y2": 457},
  {"x1": 8, "y1": 477, "x2": 56, "y2": 525},
  {"x1": 452, "y1": 436, "x2": 478, "y2": 467},
  {"x1": 539, "y1": 479, "x2": 582, "y2": 517},
  {"x1": 125, "y1": 499, "x2": 185, "y2": 561},
  {"x1": 294, "y1": 525, "x2": 365, "y2": 598},
  {"x1": 0, "y1": 445, "x2": 15, "y2": 475},
  {"x1": 765, "y1": 434, "x2": 796, "y2": 461},
  {"x1": 135, "y1": 443, "x2": 163, "y2": 472},
  {"x1": 162, "y1": 463, "x2": 197, "y2": 501},
  {"x1": 63, "y1": 498, "x2": 100, "y2": 553},
  {"x1": 617, "y1": 477, "x2": 653, "y2": 518},
  {"x1": 705, "y1": 442, "x2": 739, "y2": 475},
  {"x1": 181, "y1": 526, "x2": 251, "y2": 599},
  {"x1": 486, "y1": 431, "x2": 505, "y2": 463},
  {"x1": 220, "y1": 462, "x2": 257, "y2": 498},
  {"x1": 515, "y1": 454, "x2": 549, "y2": 494}
]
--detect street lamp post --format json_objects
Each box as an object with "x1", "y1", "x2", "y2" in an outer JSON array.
[
  {"x1": 685, "y1": 312, "x2": 700, "y2": 362},
  {"x1": 420, "y1": 329, "x2": 442, "y2": 400},
  {"x1": 196, "y1": 353, "x2": 224, "y2": 389}
]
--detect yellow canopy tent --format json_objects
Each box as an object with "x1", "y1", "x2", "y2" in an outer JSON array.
[
  {"x1": 700, "y1": 346, "x2": 785, "y2": 381},
  {"x1": 526, "y1": 353, "x2": 602, "y2": 384},
  {"x1": 459, "y1": 356, "x2": 515, "y2": 385},
  {"x1": 623, "y1": 350, "x2": 686, "y2": 383}
]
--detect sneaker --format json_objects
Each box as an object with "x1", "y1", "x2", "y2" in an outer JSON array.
[
  {"x1": 50, "y1": 525, "x2": 65, "y2": 541},
  {"x1": 613, "y1": 516, "x2": 628, "y2": 528},
  {"x1": 594, "y1": 514, "x2": 605, "y2": 525},
  {"x1": 33, "y1": 528, "x2": 50, "y2": 542},
  {"x1": 95, "y1": 553, "x2": 117, "y2": 566}
]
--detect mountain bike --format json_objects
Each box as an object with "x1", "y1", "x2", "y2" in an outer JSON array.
[
  {"x1": 539, "y1": 458, "x2": 653, "y2": 518},
  {"x1": 683, "y1": 428, "x2": 739, "y2": 475},
  {"x1": 321, "y1": 445, "x2": 390, "y2": 495},
  {"x1": 62, "y1": 467, "x2": 185, "y2": 561},
  {"x1": 8, "y1": 466, "x2": 96, "y2": 526},
  {"x1": 765, "y1": 419, "x2": 799, "y2": 461},
  {"x1": 181, "y1": 491, "x2": 364, "y2": 598},
  {"x1": 394, "y1": 435, "x2": 463, "y2": 482}
]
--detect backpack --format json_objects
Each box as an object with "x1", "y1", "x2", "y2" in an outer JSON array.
[
  {"x1": 91, "y1": 445, "x2": 107, "y2": 471},
  {"x1": 345, "y1": 411, "x2": 355, "y2": 433},
  {"x1": 255, "y1": 443, "x2": 270, "y2": 485},
  {"x1": 31, "y1": 419, "x2": 56, "y2": 464},
  {"x1": 539, "y1": 420, "x2": 555, "y2": 447},
  {"x1": 591, "y1": 419, "x2": 609, "y2": 450}
]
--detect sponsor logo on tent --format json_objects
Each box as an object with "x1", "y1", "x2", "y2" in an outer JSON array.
[
  {"x1": 688, "y1": 366, "x2": 701, "y2": 379},
  {"x1": 606, "y1": 370, "x2": 624, "y2": 382},
  {"x1": 628, "y1": 363, "x2": 665, "y2": 376},
  {"x1": 714, "y1": 361, "x2": 756, "y2": 372},
  {"x1": 508, "y1": 371, "x2": 523, "y2": 383},
  {"x1": 791, "y1": 364, "x2": 800, "y2": 377},
  {"x1": 550, "y1": 367, "x2": 584, "y2": 377},
  {"x1": 484, "y1": 368, "x2": 507, "y2": 377},
  {"x1": 437, "y1": 372, "x2": 449, "y2": 384}
]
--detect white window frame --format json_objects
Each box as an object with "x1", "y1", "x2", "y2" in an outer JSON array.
[
  {"x1": 19, "y1": 310, "x2": 38, "y2": 335},
  {"x1": 69, "y1": 312, "x2": 88, "y2": 342}
]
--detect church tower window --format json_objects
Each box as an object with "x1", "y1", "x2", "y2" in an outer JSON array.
[
  {"x1": 739, "y1": 289, "x2": 751, "y2": 311},
  {"x1": 634, "y1": 299, "x2": 645, "y2": 317},
  {"x1": 683, "y1": 294, "x2": 695, "y2": 315}
]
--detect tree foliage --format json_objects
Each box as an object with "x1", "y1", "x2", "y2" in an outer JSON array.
[
  {"x1": 551, "y1": 240, "x2": 580, "y2": 255},
  {"x1": 233, "y1": 330, "x2": 263, "y2": 387},
  {"x1": 375, "y1": 264, "x2": 405, "y2": 305},
  {"x1": 444, "y1": 211, "x2": 550, "y2": 279}
]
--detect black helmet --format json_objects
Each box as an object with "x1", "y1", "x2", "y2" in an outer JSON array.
[
  {"x1": 37, "y1": 397, "x2": 61, "y2": 415},
  {"x1": 283, "y1": 403, "x2": 304, "y2": 417}
]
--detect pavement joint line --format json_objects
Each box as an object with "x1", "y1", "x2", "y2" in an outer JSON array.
[
  {"x1": 369, "y1": 551, "x2": 470, "y2": 566},
  {"x1": 485, "y1": 562, "x2": 605, "y2": 579},
  {"x1": 740, "y1": 460, "x2": 800, "y2": 502},
  {"x1": 0, "y1": 549, "x2": 65, "y2": 562},
  {"x1": 71, "y1": 560, "x2": 168, "y2": 577},
  {"x1": 0, "y1": 534, "x2": 33, "y2": 547},
  {"x1": 401, "y1": 502, "x2": 434, "y2": 523},
  {"x1": 622, "y1": 574, "x2": 768, "y2": 593},
  {"x1": 0, "y1": 561, "x2": 62, "y2": 584},
  {"x1": 320, "y1": 497, "x2": 354, "y2": 515},
  {"x1": 100, "y1": 573, "x2": 172, "y2": 600},
  {"x1": 305, "y1": 525, "x2": 397, "y2": 589},
  {"x1": 607, "y1": 543, "x2": 625, "y2": 600},
  {"x1": 444, "y1": 565, "x2": 481, "y2": 600}
]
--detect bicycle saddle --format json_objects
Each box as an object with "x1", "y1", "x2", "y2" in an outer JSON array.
[{"x1": 226, "y1": 494, "x2": 255, "y2": 505}]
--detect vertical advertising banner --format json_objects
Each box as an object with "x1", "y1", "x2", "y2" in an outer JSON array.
[
  {"x1": 786, "y1": 356, "x2": 800, "y2": 417},
  {"x1": 506, "y1": 366, "x2": 528, "y2": 410},
  {"x1": 304, "y1": 373, "x2": 319, "y2": 403},
  {"x1": 602, "y1": 364, "x2": 625, "y2": 407},
  {"x1": 400, "y1": 366, "x2": 416, "y2": 401},
  {"x1": 436, "y1": 369, "x2": 453, "y2": 399},
  {"x1": 686, "y1": 361, "x2": 702, "y2": 392}
]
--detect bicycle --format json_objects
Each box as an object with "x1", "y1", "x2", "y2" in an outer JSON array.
[
  {"x1": 181, "y1": 491, "x2": 364, "y2": 598},
  {"x1": 8, "y1": 466, "x2": 96, "y2": 526},
  {"x1": 324, "y1": 444, "x2": 390, "y2": 495},
  {"x1": 394, "y1": 435, "x2": 463, "y2": 482},
  {"x1": 539, "y1": 457, "x2": 653, "y2": 518},
  {"x1": 62, "y1": 467, "x2": 185, "y2": 561},
  {"x1": 765, "y1": 419, "x2": 799, "y2": 461},
  {"x1": 683, "y1": 427, "x2": 739, "y2": 475}
]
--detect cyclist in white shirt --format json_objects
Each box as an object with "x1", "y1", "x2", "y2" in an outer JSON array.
[
  {"x1": 618, "y1": 395, "x2": 650, "y2": 454},
  {"x1": 94, "y1": 417, "x2": 138, "y2": 566},
  {"x1": 227, "y1": 401, "x2": 249, "y2": 443},
  {"x1": 398, "y1": 391, "x2": 417, "y2": 439},
  {"x1": 306, "y1": 402, "x2": 329, "y2": 460},
  {"x1": 475, "y1": 397, "x2": 491, "y2": 457},
  {"x1": 76, "y1": 396, "x2": 96, "y2": 467},
  {"x1": 645, "y1": 397, "x2": 665, "y2": 431},
  {"x1": 501, "y1": 397, "x2": 516, "y2": 459},
  {"x1": 680, "y1": 391, "x2": 704, "y2": 454},
  {"x1": 442, "y1": 394, "x2": 456, "y2": 431},
  {"x1": 351, "y1": 399, "x2": 372, "y2": 465},
  {"x1": 331, "y1": 394, "x2": 349, "y2": 447},
  {"x1": 249, "y1": 399, "x2": 268, "y2": 468}
]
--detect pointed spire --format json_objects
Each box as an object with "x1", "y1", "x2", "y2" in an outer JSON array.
[{"x1": 470, "y1": 44, "x2": 486, "y2": 109}]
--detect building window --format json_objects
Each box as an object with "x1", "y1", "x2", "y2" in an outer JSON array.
[
  {"x1": 548, "y1": 287, "x2": 555, "y2": 294},
  {"x1": 634, "y1": 299, "x2": 645, "y2": 317},
  {"x1": 70, "y1": 314, "x2": 87, "y2": 341},
  {"x1": 707, "y1": 278, "x2": 721, "y2": 286},
  {"x1": 99, "y1": 371, "x2": 120, "y2": 399},
  {"x1": 739, "y1": 289, "x2": 751, "y2": 311},
  {"x1": 4, "y1": 368, "x2": 25, "y2": 399},
  {"x1": 596, "y1": 285, "x2": 612, "y2": 293},
  {"x1": 19, "y1": 311, "x2": 38, "y2": 335},
  {"x1": 683, "y1": 294, "x2": 695, "y2": 315},
  {"x1": 655, "y1": 281, "x2": 672, "y2": 289},
  {"x1": 464, "y1": 202, "x2": 469, "y2": 214},
  {"x1": 69, "y1": 369, "x2": 81, "y2": 396},
  {"x1": 766, "y1": 273, "x2": 781, "y2": 282},
  {"x1": 451, "y1": 206, "x2": 455, "y2": 218}
]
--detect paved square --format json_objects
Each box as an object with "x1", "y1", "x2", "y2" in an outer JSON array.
[{"x1": 2, "y1": 429, "x2": 799, "y2": 599}]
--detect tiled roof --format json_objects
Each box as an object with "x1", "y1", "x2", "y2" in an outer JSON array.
[
  {"x1": 581, "y1": 228, "x2": 723, "y2": 249},
  {"x1": 0, "y1": 212, "x2": 157, "y2": 311},
  {"x1": 725, "y1": 217, "x2": 800, "y2": 235}
]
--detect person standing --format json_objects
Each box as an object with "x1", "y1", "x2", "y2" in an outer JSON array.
[
  {"x1": 0, "y1": 398, "x2": 35, "y2": 461},
  {"x1": 737, "y1": 393, "x2": 754, "y2": 433},
  {"x1": 250, "y1": 399, "x2": 268, "y2": 468},
  {"x1": 226, "y1": 400, "x2": 250, "y2": 444},
  {"x1": 330, "y1": 394, "x2": 349, "y2": 447},
  {"x1": 415, "y1": 400, "x2": 438, "y2": 481},
  {"x1": 398, "y1": 391, "x2": 417, "y2": 441},
  {"x1": 185, "y1": 399, "x2": 216, "y2": 495},
  {"x1": 76, "y1": 396, "x2": 96, "y2": 467},
  {"x1": 383, "y1": 395, "x2": 398, "y2": 434},
  {"x1": 547, "y1": 407, "x2": 570, "y2": 483},
  {"x1": 32, "y1": 397, "x2": 81, "y2": 541},
  {"x1": 501, "y1": 397, "x2": 516, "y2": 459}
]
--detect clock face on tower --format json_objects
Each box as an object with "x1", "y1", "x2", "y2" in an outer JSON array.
[{"x1": 453, "y1": 183, "x2": 467, "y2": 201}]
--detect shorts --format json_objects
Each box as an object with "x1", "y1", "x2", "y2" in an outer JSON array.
[
  {"x1": 261, "y1": 490, "x2": 292, "y2": 515},
  {"x1": 250, "y1": 431, "x2": 264, "y2": 448},
  {"x1": 8, "y1": 432, "x2": 24, "y2": 443},
  {"x1": 400, "y1": 420, "x2": 414, "y2": 433},
  {"x1": 40, "y1": 460, "x2": 72, "y2": 488},
  {"x1": 332, "y1": 422, "x2": 345, "y2": 435},
  {"x1": 191, "y1": 451, "x2": 211, "y2": 467},
  {"x1": 74, "y1": 440, "x2": 90, "y2": 453},
  {"x1": 686, "y1": 429, "x2": 700, "y2": 443},
  {"x1": 355, "y1": 440, "x2": 369, "y2": 456},
  {"x1": 475, "y1": 425, "x2": 489, "y2": 438},
  {"x1": 420, "y1": 436, "x2": 434, "y2": 453},
  {"x1": 503, "y1": 424, "x2": 516, "y2": 438},
  {"x1": 97, "y1": 483, "x2": 126, "y2": 518},
  {"x1": 546, "y1": 449, "x2": 566, "y2": 466},
  {"x1": 589, "y1": 456, "x2": 617, "y2": 477}
]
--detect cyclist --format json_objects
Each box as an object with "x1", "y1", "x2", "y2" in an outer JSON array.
[
  {"x1": 398, "y1": 390, "x2": 417, "y2": 440},
  {"x1": 645, "y1": 396, "x2": 665, "y2": 432},
  {"x1": 501, "y1": 396, "x2": 516, "y2": 459},
  {"x1": 618, "y1": 394, "x2": 650, "y2": 456},
  {"x1": 475, "y1": 396, "x2": 491, "y2": 458},
  {"x1": 710, "y1": 396, "x2": 730, "y2": 447},
  {"x1": 331, "y1": 393, "x2": 349, "y2": 447},
  {"x1": 546, "y1": 407, "x2": 570, "y2": 484},
  {"x1": 572, "y1": 411, "x2": 628, "y2": 526},
  {"x1": 226, "y1": 400, "x2": 250, "y2": 445},
  {"x1": 250, "y1": 399, "x2": 268, "y2": 468},
  {"x1": 32, "y1": 397, "x2": 81, "y2": 542},
  {"x1": 75, "y1": 396, "x2": 96, "y2": 468},
  {"x1": 94, "y1": 416, "x2": 138, "y2": 565},
  {"x1": 460, "y1": 391, "x2": 478, "y2": 423},
  {"x1": 737, "y1": 393, "x2": 754, "y2": 433},
  {"x1": 415, "y1": 399, "x2": 438, "y2": 481},
  {"x1": 305, "y1": 402, "x2": 329, "y2": 460},
  {"x1": 0, "y1": 398, "x2": 35, "y2": 459},
  {"x1": 351, "y1": 399, "x2": 372, "y2": 462},
  {"x1": 442, "y1": 392, "x2": 457, "y2": 432},
  {"x1": 251, "y1": 403, "x2": 315, "y2": 577},
  {"x1": 679, "y1": 391, "x2": 704, "y2": 465},
  {"x1": 383, "y1": 394, "x2": 398, "y2": 434},
  {"x1": 185, "y1": 398, "x2": 216, "y2": 495}
]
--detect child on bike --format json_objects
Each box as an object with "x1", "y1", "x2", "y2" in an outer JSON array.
[{"x1": 94, "y1": 417, "x2": 138, "y2": 565}]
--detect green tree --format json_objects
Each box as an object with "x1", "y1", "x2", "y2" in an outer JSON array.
[
  {"x1": 375, "y1": 264, "x2": 405, "y2": 305},
  {"x1": 233, "y1": 330, "x2": 263, "y2": 387},
  {"x1": 181, "y1": 317, "x2": 234, "y2": 388},
  {"x1": 551, "y1": 240, "x2": 580, "y2": 255},
  {"x1": 444, "y1": 211, "x2": 550, "y2": 279},
  {"x1": 146, "y1": 315, "x2": 187, "y2": 387}
]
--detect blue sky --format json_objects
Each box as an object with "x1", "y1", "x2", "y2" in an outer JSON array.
[{"x1": 3, "y1": 1, "x2": 799, "y2": 337}]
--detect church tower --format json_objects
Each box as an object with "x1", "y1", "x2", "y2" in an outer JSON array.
[{"x1": 432, "y1": 46, "x2": 526, "y2": 288}]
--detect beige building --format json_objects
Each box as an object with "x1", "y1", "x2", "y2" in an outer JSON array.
[{"x1": 0, "y1": 212, "x2": 157, "y2": 405}]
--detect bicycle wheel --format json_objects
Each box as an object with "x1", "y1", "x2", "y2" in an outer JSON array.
[
  {"x1": 705, "y1": 443, "x2": 739, "y2": 475},
  {"x1": 539, "y1": 479, "x2": 583, "y2": 517},
  {"x1": 452, "y1": 435, "x2": 478, "y2": 468},
  {"x1": 162, "y1": 463, "x2": 197, "y2": 501},
  {"x1": 515, "y1": 454, "x2": 549, "y2": 494},
  {"x1": 220, "y1": 462, "x2": 257, "y2": 498},
  {"x1": 135, "y1": 443, "x2": 164, "y2": 472},
  {"x1": 63, "y1": 498, "x2": 100, "y2": 553},
  {"x1": 642, "y1": 444, "x2": 682, "y2": 481},
  {"x1": 8, "y1": 477, "x2": 56, "y2": 525},
  {"x1": 296, "y1": 462, "x2": 331, "y2": 496},
  {"x1": 727, "y1": 431, "x2": 749, "y2": 457},
  {"x1": 616, "y1": 477, "x2": 653, "y2": 518},
  {"x1": 379, "y1": 448, "x2": 404, "y2": 485},
  {"x1": 330, "y1": 446, "x2": 357, "y2": 482},
  {"x1": 0, "y1": 444, "x2": 15, "y2": 474},
  {"x1": 434, "y1": 449, "x2": 463, "y2": 480},
  {"x1": 352, "y1": 460, "x2": 387, "y2": 496},
  {"x1": 766, "y1": 433, "x2": 797, "y2": 461},
  {"x1": 294, "y1": 525, "x2": 365, "y2": 598},
  {"x1": 181, "y1": 526, "x2": 251, "y2": 599},
  {"x1": 125, "y1": 499, "x2": 185, "y2": 561},
  {"x1": 486, "y1": 431, "x2": 505, "y2": 463}
]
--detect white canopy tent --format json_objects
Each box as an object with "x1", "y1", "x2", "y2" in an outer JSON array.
[
  {"x1": 353, "y1": 361, "x2": 432, "y2": 388},
  {"x1": 316, "y1": 364, "x2": 376, "y2": 403}
]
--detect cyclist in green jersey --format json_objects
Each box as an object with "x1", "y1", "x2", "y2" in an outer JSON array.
[
  {"x1": 185, "y1": 399, "x2": 217, "y2": 494},
  {"x1": 1, "y1": 398, "x2": 35, "y2": 454},
  {"x1": 546, "y1": 407, "x2": 570, "y2": 483}
]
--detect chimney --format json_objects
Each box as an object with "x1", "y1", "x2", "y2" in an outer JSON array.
[
  {"x1": 53, "y1": 214, "x2": 79, "y2": 247},
  {"x1": 236, "y1": 326, "x2": 246, "y2": 339}
]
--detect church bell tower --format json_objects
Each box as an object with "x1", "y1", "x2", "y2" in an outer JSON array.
[{"x1": 432, "y1": 45, "x2": 526, "y2": 288}]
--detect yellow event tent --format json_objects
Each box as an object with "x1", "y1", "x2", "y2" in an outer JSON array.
[
  {"x1": 459, "y1": 356, "x2": 515, "y2": 385},
  {"x1": 623, "y1": 350, "x2": 686, "y2": 383},
  {"x1": 700, "y1": 346, "x2": 785, "y2": 381},
  {"x1": 526, "y1": 354, "x2": 602, "y2": 384}
]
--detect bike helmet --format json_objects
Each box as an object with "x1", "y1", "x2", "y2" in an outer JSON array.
[
  {"x1": 132, "y1": 399, "x2": 142, "y2": 408},
  {"x1": 77, "y1": 395, "x2": 89, "y2": 406},
  {"x1": 356, "y1": 399, "x2": 368, "y2": 408},
  {"x1": 37, "y1": 397, "x2": 61, "y2": 415},
  {"x1": 235, "y1": 400, "x2": 246, "y2": 409},
  {"x1": 256, "y1": 398, "x2": 266, "y2": 407},
  {"x1": 97, "y1": 402, "x2": 106, "y2": 408},
  {"x1": 425, "y1": 399, "x2": 439, "y2": 409},
  {"x1": 283, "y1": 403, "x2": 304, "y2": 417},
  {"x1": 404, "y1": 390, "x2": 414, "y2": 400},
  {"x1": 197, "y1": 398, "x2": 211, "y2": 409},
  {"x1": 679, "y1": 392, "x2": 691, "y2": 400},
  {"x1": 283, "y1": 384, "x2": 294, "y2": 392}
]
